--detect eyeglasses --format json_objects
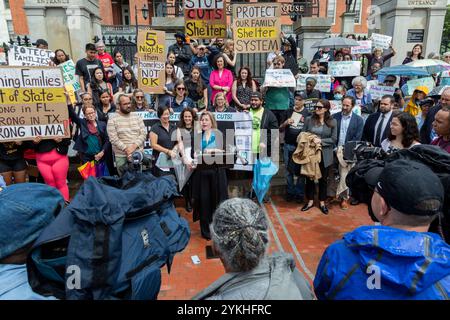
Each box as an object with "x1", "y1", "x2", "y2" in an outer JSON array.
[
  {"x1": 275, "y1": 63, "x2": 283, "y2": 66},
  {"x1": 315, "y1": 105, "x2": 325, "y2": 109},
  {"x1": 384, "y1": 80, "x2": 395, "y2": 83},
  {"x1": 177, "y1": 87, "x2": 186, "y2": 91},
  {"x1": 135, "y1": 96, "x2": 144, "y2": 99}
]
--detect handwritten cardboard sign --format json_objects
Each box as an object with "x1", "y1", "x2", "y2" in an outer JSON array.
[
  {"x1": 296, "y1": 74, "x2": 332, "y2": 92},
  {"x1": 369, "y1": 85, "x2": 396, "y2": 100},
  {"x1": 184, "y1": 0, "x2": 227, "y2": 39},
  {"x1": 59, "y1": 60, "x2": 80, "y2": 91},
  {"x1": 328, "y1": 61, "x2": 361, "y2": 77},
  {"x1": 406, "y1": 77, "x2": 435, "y2": 96},
  {"x1": 351, "y1": 40, "x2": 373, "y2": 55},
  {"x1": 232, "y1": 3, "x2": 281, "y2": 53},
  {"x1": 8, "y1": 46, "x2": 54, "y2": 66},
  {"x1": 371, "y1": 33, "x2": 392, "y2": 50},
  {"x1": 0, "y1": 66, "x2": 70, "y2": 142},
  {"x1": 137, "y1": 29, "x2": 166, "y2": 94},
  {"x1": 262, "y1": 69, "x2": 296, "y2": 88}
]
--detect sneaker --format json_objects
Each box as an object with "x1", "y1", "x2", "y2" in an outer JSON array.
[{"x1": 340, "y1": 199, "x2": 349, "y2": 210}]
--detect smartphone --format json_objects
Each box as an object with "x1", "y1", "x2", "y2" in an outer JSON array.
[{"x1": 191, "y1": 255, "x2": 201, "y2": 264}]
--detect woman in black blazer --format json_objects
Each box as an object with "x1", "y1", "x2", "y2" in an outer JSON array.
[{"x1": 301, "y1": 99, "x2": 337, "y2": 214}]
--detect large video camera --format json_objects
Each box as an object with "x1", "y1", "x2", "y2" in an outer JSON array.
[
  {"x1": 343, "y1": 141, "x2": 387, "y2": 163},
  {"x1": 129, "y1": 150, "x2": 153, "y2": 172}
]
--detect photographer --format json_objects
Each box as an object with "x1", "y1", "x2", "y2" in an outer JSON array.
[{"x1": 314, "y1": 160, "x2": 450, "y2": 300}]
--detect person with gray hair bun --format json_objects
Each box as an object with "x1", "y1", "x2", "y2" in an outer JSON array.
[{"x1": 193, "y1": 198, "x2": 314, "y2": 300}]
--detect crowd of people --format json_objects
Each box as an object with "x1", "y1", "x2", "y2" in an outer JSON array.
[{"x1": 1, "y1": 33, "x2": 450, "y2": 300}]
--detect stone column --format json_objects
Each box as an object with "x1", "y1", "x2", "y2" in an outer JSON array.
[
  {"x1": 67, "y1": 7, "x2": 93, "y2": 61},
  {"x1": 424, "y1": 9, "x2": 446, "y2": 58},
  {"x1": 294, "y1": 17, "x2": 333, "y2": 63},
  {"x1": 25, "y1": 7, "x2": 47, "y2": 42},
  {"x1": 340, "y1": 12, "x2": 356, "y2": 36}
]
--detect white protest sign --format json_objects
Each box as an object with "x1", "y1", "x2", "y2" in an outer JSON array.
[
  {"x1": 351, "y1": 41, "x2": 373, "y2": 55},
  {"x1": 59, "y1": 60, "x2": 80, "y2": 91},
  {"x1": 8, "y1": 46, "x2": 54, "y2": 66},
  {"x1": 296, "y1": 74, "x2": 332, "y2": 92},
  {"x1": 371, "y1": 33, "x2": 392, "y2": 50},
  {"x1": 328, "y1": 61, "x2": 361, "y2": 77},
  {"x1": 262, "y1": 69, "x2": 296, "y2": 88},
  {"x1": 407, "y1": 77, "x2": 435, "y2": 96},
  {"x1": 366, "y1": 80, "x2": 379, "y2": 91},
  {"x1": 330, "y1": 100, "x2": 342, "y2": 115},
  {"x1": 369, "y1": 85, "x2": 396, "y2": 100}
]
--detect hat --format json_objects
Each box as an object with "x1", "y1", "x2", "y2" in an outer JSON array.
[
  {"x1": 0, "y1": 183, "x2": 64, "y2": 260},
  {"x1": 305, "y1": 77, "x2": 317, "y2": 85},
  {"x1": 174, "y1": 32, "x2": 186, "y2": 42},
  {"x1": 294, "y1": 91, "x2": 307, "y2": 100},
  {"x1": 375, "y1": 160, "x2": 444, "y2": 216},
  {"x1": 33, "y1": 39, "x2": 48, "y2": 47},
  {"x1": 250, "y1": 91, "x2": 263, "y2": 100}
]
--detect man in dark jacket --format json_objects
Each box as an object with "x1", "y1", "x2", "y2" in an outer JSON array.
[
  {"x1": 420, "y1": 87, "x2": 450, "y2": 144},
  {"x1": 168, "y1": 32, "x2": 193, "y2": 78},
  {"x1": 314, "y1": 160, "x2": 450, "y2": 300}
]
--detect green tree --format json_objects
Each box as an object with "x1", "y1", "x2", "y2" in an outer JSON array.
[{"x1": 442, "y1": 6, "x2": 450, "y2": 53}]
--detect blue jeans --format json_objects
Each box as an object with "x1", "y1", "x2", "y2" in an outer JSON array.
[{"x1": 283, "y1": 143, "x2": 305, "y2": 198}]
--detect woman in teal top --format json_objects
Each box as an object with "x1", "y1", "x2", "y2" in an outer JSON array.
[{"x1": 191, "y1": 111, "x2": 228, "y2": 240}]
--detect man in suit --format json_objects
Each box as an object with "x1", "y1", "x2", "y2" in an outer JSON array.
[
  {"x1": 362, "y1": 95, "x2": 395, "y2": 147},
  {"x1": 331, "y1": 96, "x2": 364, "y2": 209}
]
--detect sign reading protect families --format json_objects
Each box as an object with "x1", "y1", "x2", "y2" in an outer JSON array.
[
  {"x1": 137, "y1": 29, "x2": 166, "y2": 94},
  {"x1": 8, "y1": 46, "x2": 54, "y2": 66},
  {"x1": 232, "y1": 3, "x2": 281, "y2": 53},
  {"x1": 184, "y1": 0, "x2": 227, "y2": 39},
  {"x1": 0, "y1": 66, "x2": 70, "y2": 142}
]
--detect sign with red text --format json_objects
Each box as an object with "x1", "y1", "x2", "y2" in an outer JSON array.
[
  {"x1": 0, "y1": 66, "x2": 70, "y2": 142},
  {"x1": 232, "y1": 3, "x2": 281, "y2": 53},
  {"x1": 184, "y1": 0, "x2": 227, "y2": 39},
  {"x1": 137, "y1": 29, "x2": 166, "y2": 94}
]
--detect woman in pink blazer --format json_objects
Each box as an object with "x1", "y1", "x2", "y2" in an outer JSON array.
[{"x1": 209, "y1": 54, "x2": 234, "y2": 104}]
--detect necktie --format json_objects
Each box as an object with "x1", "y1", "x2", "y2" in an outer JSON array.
[{"x1": 374, "y1": 114, "x2": 385, "y2": 147}]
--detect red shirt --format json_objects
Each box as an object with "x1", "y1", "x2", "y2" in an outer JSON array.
[
  {"x1": 96, "y1": 52, "x2": 114, "y2": 69},
  {"x1": 431, "y1": 136, "x2": 450, "y2": 153}
]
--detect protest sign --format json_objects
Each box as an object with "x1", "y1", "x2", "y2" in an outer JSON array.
[
  {"x1": 8, "y1": 46, "x2": 54, "y2": 66},
  {"x1": 351, "y1": 40, "x2": 373, "y2": 55},
  {"x1": 134, "y1": 111, "x2": 253, "y2": 170},
  {"x1": 366, "y1": 80, "x2": 379, "y2": 91},
  {"x1": 59, "y1": 60, "x2": 80, "y2": 91},
  {"x1": 328, "y1": 61, "x2": 361, "y2": 77},
  {"x1": 304, "y1": 99, "x2": 319, "y2": 113},
  {"x1": 369, "y1": 85, "x2": 396, "y2": 100},
  {"x1": 232, "y1": 3, "x2": 281, "y2": 53},
  {"x1": 137, "y1": 29, "x2": 166, "y2": 94},
  {"x1": 371, "y1": 33, "x2": 392, "y2": 50},
  {"x1": 262, "y1": 69, "x2": 296, "y2": 88},
  {"x1": 184, "y1": 0, "x2": 227, "y2": 39},
  {"x1": 0, "y1": 66, "x2": 70, "y2": 142},
  {"x1": 406, "y1": 77, "x2": 435, "y2": 96},
  {"x1": 329, "y1": 100, "x2": 342, "y2": 115},
  {"x1": 296, "y1": 74, "x2": 332, "y2": 92}
]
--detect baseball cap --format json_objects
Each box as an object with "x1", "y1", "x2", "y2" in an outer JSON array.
[
  {"x1": 418, "y1": 97, "x2": 435, "y2": 107},
  {"x1": 174, "y1": 32, "x2": 186, "y2": 41},
  {"x1": 250, "y1": 91, "x2": 262, "y2": 100},
  {"x1": 375, "y1": 160, "x2": 444, "y2": 216},
  {"x1": 33, "y1": 39, "x2": 48, "y2": 47},
  {"x1": 0, "y1": 183, "x2": 64, "y2": 260},
  {"x1": 294, "y1": 91, "x2": 307, "y2": 100}
]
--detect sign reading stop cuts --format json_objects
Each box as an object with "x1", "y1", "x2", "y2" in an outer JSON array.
[
  {"x1": 137, "y1": 29, "x2": 166, "y2": 94},
  {"x1": 184, "y1": 0, "x2": 227, "y2": 39}
]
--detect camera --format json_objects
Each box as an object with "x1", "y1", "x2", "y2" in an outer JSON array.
[
  {"x1": 129, "y1": 150, "x2": 152, "y2": 172},
  {"x1": 344, "y1": 141, "x2": 387, "y2": 162}
]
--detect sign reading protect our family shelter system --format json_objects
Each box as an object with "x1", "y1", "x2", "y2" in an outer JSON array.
[
  {"x1": 184, "y1": 0, "x2": 227, "y2": 39},
  {"x1": 137, "y1": 29, "x2": 166, "y2": 94},
  {"x1": 232, "y1": 3, "x2": 281, "y2": 53},
  {"x1": 0, "y1": 66, "x2": 70, "y2": 142}
]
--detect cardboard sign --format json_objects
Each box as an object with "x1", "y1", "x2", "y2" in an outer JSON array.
[
  {"x1": 328, "y1": 61, "x2": 361, "y2": 77},
  {"x1": 369, "y1": 85, "x2": 396, "y2": 100},
  {"x1": 296, "y1": 74, "x2": 332, "y2": 92},
  {"x1": 184, "y1": 0, "x2": 227, "y2": 39},
  {"x1": 371, "y1": 33, "x2": 392, "y2": 50},
  {"x1": 329, "y1": 100, "x2": 342, "y2": 115},
  {"x1": 406, "y1": 77, "x2": 435, "y2": 96},
  {"x1": 351, "y1": 40, "x2": 373, "y2": 55},
  {"x1": 59, "y1": 60, "x2": 80, "y2": 91},
  {"x1": 137, "y1": 29, "x2": 166, "y2": 94},
  {"x1": 262, "y1": 69, "x2": 296, "y2": 88},
  {"x1": 0, "y1": 66, "x2": 70, "y2": 142},
  {"x1": 8, "y1": 46, "x2": 54, "y2": 66},
  {"x1": 232, "y1": 3, "x2": 281, "y2": 53}
]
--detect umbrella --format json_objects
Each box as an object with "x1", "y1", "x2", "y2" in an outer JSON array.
[
  {"x1": 406, "y1": 59, "x2": 450, "y2": 74},
  {"x1": 375, "y1": 65, "x2": 430, "y2": 77},
  {"x1": 428, "y1": 85, "x2": 449, "y2": 97},
  {"x1": 172, "y1": 155, "x2": 193, "y2": 192},
  {"x1": 252, "y1": 157, "x2": 279, "y2": 204},
  {"x1": 311, "y1": 37, "x2": 360, "y2": 49}
]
